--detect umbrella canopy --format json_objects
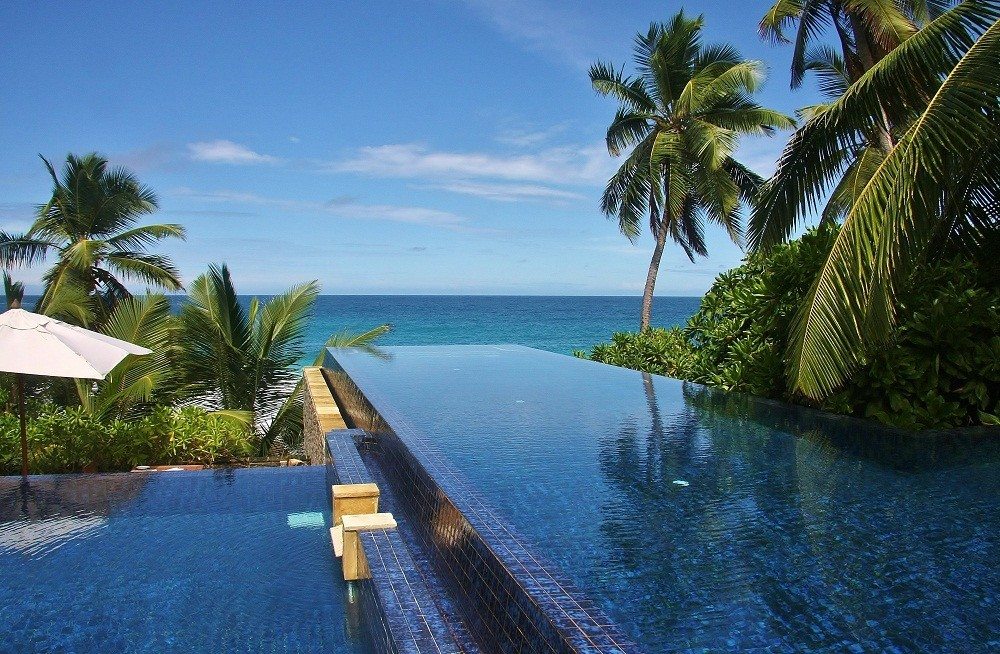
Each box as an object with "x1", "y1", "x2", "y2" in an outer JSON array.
[
  {"x1": 0, "y1": 309, "x2": 150, "y2": 379},
  {"x1": 0, "y1": 307, "x2": 151, "y2": 476}
]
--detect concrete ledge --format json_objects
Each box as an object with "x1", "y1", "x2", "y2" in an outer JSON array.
[
  {"x1": 303, "y1": 367, "x2": 347, "y2": 463},
  {"x1": 342, "y1": 512, "x2": 397, "y2": 532},
  {"x1": 342, "y1": 513, "x2": 397, "y2": 581},
  {"x1": 332, "y1": 482, "x2": 380, "y2": 526}
]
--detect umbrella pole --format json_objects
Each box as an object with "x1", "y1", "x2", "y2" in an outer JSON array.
[{"x1": 17, "y1": 373, "x2": 27, "y2": 477}]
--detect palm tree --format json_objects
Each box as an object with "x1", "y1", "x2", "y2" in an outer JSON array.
[
  {"x1": 749, "y1": 2, "x2": 1000, "y2": 398},
  {"x1": 3, "y1": 272, "x2": 24, "y2": 309},
  {"x1": 176, "y1": 264, "x2": 315, "y2": 452},
  {"x1": 76, "y1": 293, "x2": 178, "y2": 421},
  {"x1": 759, "y1": 1, "x2": 952, "y2": 221},
  {"x1": 590, "y1": 12, "x2": 793, "y2": 329},
  {"x1": 313, "y1": 324, "x2": 392, "y2": 363},
  {"x1": 759, "y1": 0, "x2": 932, "y2": 90},
  {"x1": 176, "y1": 264, "x2": 391, "y2": 453},
  {"x1": 0, "y1": 153, "x2": 185, "y2": 323}
]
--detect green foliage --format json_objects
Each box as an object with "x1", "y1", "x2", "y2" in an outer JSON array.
[
  {"x1": 177, "y1": 263, "x2": 318, "y2": 453},
  {"x1": 77, "y1": 293, "x2": 179, "y2": 421},
  {"x1": 0, "y1": 397, "x2": 253, "y2": 475},
  {"x1": 751, "y1": 3, "x2": 1000, "y2": 398},
  {"x1": 586, "y1": 229, "x2": 1000, "y2": 430},
  {"x1": 823, "y1": 262, "x2": 1000, "y2": 430},
  {"x1": 3, "y1": 272, "x2": 24, "y2": 308}
]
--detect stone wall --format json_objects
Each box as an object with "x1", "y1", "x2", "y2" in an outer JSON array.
[{"x1": 302, "y1": 367, "x2": 348, "y2": 464}]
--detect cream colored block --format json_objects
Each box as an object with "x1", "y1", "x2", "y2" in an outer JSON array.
[
  {"x1": 339, "y1": 512, "x2": 397, "y2": 582},
  {"x1": 331, "y1": 483, "x2": 380, "y2": 525},
  {"x1": 330, "y1": 525, "x2": 344, "y2": 557}
]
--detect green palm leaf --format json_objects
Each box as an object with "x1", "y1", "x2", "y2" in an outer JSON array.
[{"x1": 785, "y1": 3, "x2": 1000, "y2": 397}]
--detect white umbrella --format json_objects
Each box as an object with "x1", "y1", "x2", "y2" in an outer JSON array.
[{"x1": 0, "y1": 301, "x2": 151, "y2": 476}]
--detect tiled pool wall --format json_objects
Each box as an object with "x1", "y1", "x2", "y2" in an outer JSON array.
[
  {"x1": 326, "y1": 429, "x2": 465, "y2": 654},
  {"x1": 321, "y1": 362, "x2": 638, "y2": 654}
]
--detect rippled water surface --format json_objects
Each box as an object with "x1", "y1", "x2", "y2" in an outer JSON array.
[
  {"x1": 0, "y1": 467, "x2": 370, "y2": 654},
  {"x1": 329, "y1": 345, "x2": 1000, "y2": 653}
]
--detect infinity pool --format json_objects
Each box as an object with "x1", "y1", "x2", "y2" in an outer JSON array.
[
  {"x1": 0, "y1": 467, "x2": 370, "y2": 654},
  {"x1": 327, "y1": 345, "x2": 1000, "y2": 653}
]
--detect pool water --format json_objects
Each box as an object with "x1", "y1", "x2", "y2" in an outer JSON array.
[
  {"x1": 0, "y1": 467, "x2": 371, "y2": 654},
  {"x1": 327, "y1": 345, "x2": 1000, "y2": 653}
]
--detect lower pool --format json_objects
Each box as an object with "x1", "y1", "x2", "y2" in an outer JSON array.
[
  {"x1": 0, "y1": 467, "x2": 370, "y2": 654},
  {"x1": 326, "y1": 345, "x2": 1000, "y2": 653}
]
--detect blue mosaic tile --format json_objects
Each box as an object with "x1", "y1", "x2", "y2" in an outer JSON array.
[
  {"x1": 325, "y1": 427, "x2": 471, "y2": 654},
  {"x1": 323, "y1": 356, "x2": 638, "y2": 654},
  {"x1": 0, "y1": 468, "x2": 370, "y2": 654}
]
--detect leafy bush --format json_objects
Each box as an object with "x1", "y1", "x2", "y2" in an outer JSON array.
[
  {"x1": 0, "y1": 400, "x2": 253, "y2": 475},
  {"x1": 585, "y1": 228, "x2": 1000, "y2": 430}
]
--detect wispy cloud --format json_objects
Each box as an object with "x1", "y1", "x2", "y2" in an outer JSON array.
[
  {"x1": 187, "y1": 140, "x2": 280, "y2": 165},
  {"x1": 494, "y1": 123, "x2": 568, "y2": 147},
  {"x1": 116, "y1": 142, "x2": 184, "y2": 172},
  {"x1": 420, "y1": 180, "x2": 585, "y2": 203},
  {"x1": 330, "y1": 142, "x2": 612, "y2": 187},
  {"x1": 461, "y1": 0, "x2": 597, "y2": 69},
  {"x1": 167, "y1": 187, "x2": 473, "y2": 230},
  {"x1": 0, "y1": 202, "x2": 36, "y2": 233},
  {"x1": 735, "y1": 134, "x2": 790, "y2": 178}
]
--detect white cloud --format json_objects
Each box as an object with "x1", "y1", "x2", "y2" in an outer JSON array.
[
  {"x1": 187, "y1": 140, "x2": 279, "y2": 165},
  {"x1": 0, "y1": 202, "x2": 36, "y2": 233},
  {"x1": 494, "y1": 123, "x2": 568, "y2": 147},
  {"x1": 330, "y1": 142, "x2": 613, "y2": 187},
  {"x1": 167, "y1": 187, "x2": 471, "y2": 229},
  {"x1": 115, "y1": 143, "x2": 183, "y2": 172},
  {"x1": 330, "y1": 202, "x2": 466, "y2": 227},
  {"x1": 735, "y1": 134, "x2": 791, "y2": 178}
]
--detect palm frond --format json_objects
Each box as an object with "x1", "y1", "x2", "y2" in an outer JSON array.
[
  {"x1": 82, "y1": 294, "x2": 175, "y2": 420},
  {"x1": 0, "y1": 232, "x2": 57, "y2": 268},
  {"x1": 3, "y1": 272, "x2": 24, "y2": 309},
  {"x1": 786, "y1": 5, "x2": 1000, "y2": 397}
]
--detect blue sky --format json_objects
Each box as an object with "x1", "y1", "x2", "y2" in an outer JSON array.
[{"x1": 0, "y1": 1, "x2": 820, "y2": 295}]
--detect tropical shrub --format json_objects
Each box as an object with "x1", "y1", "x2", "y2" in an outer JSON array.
[
  {"x1": 176, "y1": 263, "x2": 317, "y2": 453},
  {"x1": 0, "y1": 396, "x2": 253, "y2": 474},
  {"x1": 585, "y1": 228, "x2": 1000, "y2": 430}
]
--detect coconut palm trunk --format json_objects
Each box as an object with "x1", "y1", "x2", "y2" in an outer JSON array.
[{"x1": 641, "y1": 218, "x2": 670, "y2": 330}]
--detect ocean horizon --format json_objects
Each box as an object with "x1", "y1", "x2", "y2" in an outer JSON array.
[{"x1": 23, "y1": 294, "x2": 702, "y2": 361}]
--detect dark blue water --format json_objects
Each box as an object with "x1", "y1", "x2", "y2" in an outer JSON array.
[
  {"x1": 327, "y1": 345, "x2": 1000, "y2": 653},
  {"x1": 0, "y1": 468, "x2": 371, "y2": 654}
]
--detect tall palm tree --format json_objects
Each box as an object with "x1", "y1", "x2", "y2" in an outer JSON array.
[
  {"x1": 759, "y1": 0, "x2": 934, "y2": 90},
  {"x1": 591, "y1": 12, "x2": 793, "y2": 330},
  {"x1": 0, "y1": 153, "x2": 185, "y2": 322},
  {"x1": 759, "y1": 1, "x2": 953, "y2": 221},
  {"x1": 749, "y1": 2, "x2": 1000, "y2": 398}
]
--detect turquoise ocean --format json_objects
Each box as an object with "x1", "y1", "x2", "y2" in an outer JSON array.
[
  {"x1": 27, "y1": 295, "x2": 701, "y2": 361},
  {"x1": 300, "y1": 295, "x2": 700, "y2": 359}
]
